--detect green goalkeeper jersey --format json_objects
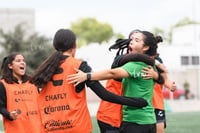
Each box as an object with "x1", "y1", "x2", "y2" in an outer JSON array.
[{"x1": 121, "y1": 61, "x2": 156, "y2": 124}]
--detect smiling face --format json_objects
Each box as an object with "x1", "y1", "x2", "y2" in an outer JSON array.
[
  {"x1": 128, "y1": 32, "x2": 149, "y2": 54},
  {"x1": 8, "y1": 54, "x2": 26, "y2": 80}
]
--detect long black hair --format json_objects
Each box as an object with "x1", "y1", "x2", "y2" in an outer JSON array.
[
  {"x1": 1, "y1": 53, "x2": 28, "y2": 83},
  {"x1": 30, "y1": 29, "x2": 76, "y2": 88}
]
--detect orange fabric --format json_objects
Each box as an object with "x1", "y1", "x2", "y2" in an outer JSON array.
[
  {"x1": 152, "y1": 83, "x2": 165, "y2": 110},
  {"x1": 2, "y1": 79, "x2": 41, "y2": 133},
  {"x1": 96, "y1": 79, "x2": 123, "y2": 128},
  {"x1": 38, "y1": 57, "x2": 92, "y2": 133}
]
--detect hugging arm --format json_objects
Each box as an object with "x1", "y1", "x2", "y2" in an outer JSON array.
[
  {"x1": 86, "y1": 81, "x2": 147, "y2": 108},
  {"x1": 114, "y1": 54, "x2": 164, "y2": 84},
  {"x1": 76, "y1": 61, "x2": 148, "y2": 108},
  {"x1": 119, "y1": 54, "x2": 155, "y2": 66}
]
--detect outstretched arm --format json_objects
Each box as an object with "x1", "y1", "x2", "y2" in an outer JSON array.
[
  {"x1": 74, "y1": 61, "x2": 148, "y2": 108},
  {"x1": 68, "y1": 67, "x2": 129, "y2": 86},
  {"x1": 69, "y1": 53, "x2": 158, "y2": 86}
]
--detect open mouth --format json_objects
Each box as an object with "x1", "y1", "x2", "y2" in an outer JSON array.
[
  {"x1": 19, "y1": 66, "x2": 25, "y2": 70},
  {"x1": 128, "y1": 46, "x2": 133, "y2": 52}
]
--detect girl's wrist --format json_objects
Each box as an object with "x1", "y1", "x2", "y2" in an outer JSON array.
[{"x1": 86, "y1": 73, "x2": 91, "y2": 81}]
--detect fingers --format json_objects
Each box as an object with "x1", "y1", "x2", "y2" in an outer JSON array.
[
  {"x1": 74, "y1": 82, "x2": 80, "y2": 87},
  {"x1": 140, "y1": 70, "x2": 147, "y2": 73},
  {"x1": 142, "y1": 66, "x2": 152, "y2": 70},
  {"x1": 147, "y1": 65, "x2": 153, "y2": 69},
  {"x1": 141, "y1": 66, "x2": 153, "y2": 79},
  {"x1": 66, "y1": 68, "x2": 87, "y2": 87},
  {"x1": 67, "y1": 75, "x2": 77, "y2": 81},
  {"x1": 67, "y1": 77, "x2": 80, "y2": 87},
  {"x1": 67, "y1": 75, "x2": 80, "y2": 86},
  {"x1": 68, "y1": 79, "x2": 77, "y2": 84},
  {"x1": 10, "y1": 110, "x2": 18, "y2": 120},
  {"x1": 74, "y1": 68, "x2": 80, "y2": 72},
  {"x1": 67, "y1": 77, "x2": 79, "y2": 87},
  {"x1": 141, "y1": 68, "x2": 150, "y2": 76},
  {"x1": 141, "y1": 74, "x2": 152, "y2": 79},
  {"x1": 141, "y1": 67, "x2": 149, "y2": 71},
  {"x1": 142, "y1": 76, "x2": 152, "y2": 79},
  {"x1": 67, "y1": 73, "x2": 78, "y2": 78},
  {"x1": 67, "y1": 68, "x2": 82, "y2": 79},
  {"x1": 141, "y1": 66, "x2": 153, "y2": 74}
]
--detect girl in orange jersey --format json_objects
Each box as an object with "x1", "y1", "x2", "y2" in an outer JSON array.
[
  {"x1": 30, "y1": 29, "x2": 148, "y2": 133},
  {"x1": 0, "y1": 53, "x2": 41, "y2": 133}
]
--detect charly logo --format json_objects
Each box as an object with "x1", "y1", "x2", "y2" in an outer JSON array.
[
  {"x1": 44, "y1": 105, "x2": 70, "y2": 115},
  {"x1": 44, "y1": 119, "x2": 72, "y2": 131},
  {"x1": 14, "y1": 90, "x2": 33, "y2": 95},
  {"x1": 45, "y1": 93, "x2": 67, "y2": 101}
]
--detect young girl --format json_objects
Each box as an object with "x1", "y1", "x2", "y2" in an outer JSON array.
[{"x1": 0, "y1": 53, "x2": 41, "y2": 133}]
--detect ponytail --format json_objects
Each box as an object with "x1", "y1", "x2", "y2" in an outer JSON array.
[
  {"x1": 30, "y1": 51, "x2": 65, "y2": 88},
  {"x1": 155, "y1": 36, "x2": 163, "y2": 43}
]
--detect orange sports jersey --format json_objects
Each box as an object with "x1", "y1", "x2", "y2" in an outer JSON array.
[
  {"x1": 1, "y1": 80, "x2": 41, "y2": 133},
  {"x1": 96, "y1": 79, "x2": 123, "y2": 128},
  {"x1": 152, "y1": 82, "x2": 165, "y2": 110},
  {"x1": 38, "y1": 57, "x2": 92, "y2": 133}
]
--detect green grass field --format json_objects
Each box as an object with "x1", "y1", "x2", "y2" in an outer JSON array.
[
  {"x1": 1, "y1": 112, "x2": 200, "y2": 133},
  {"x1": 91, "y1": 112, "x2": 200, "y2": 133},
  {"x1": 0, "y1": 121, "x2": 3, "y2": 131}
]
